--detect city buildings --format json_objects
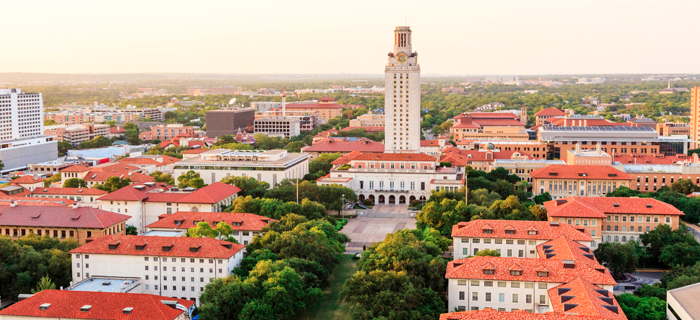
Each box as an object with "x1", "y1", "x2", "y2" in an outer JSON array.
[
  {"x1": 150, "y1": 124, "x2": 195, "y2": 141},
  {"x1": 60, "y1": 163, "x2": 154, "y2": 188},
  {"x1": 0, "y1": 89, "x2": 58, "y2": 172},
  {"x1": 456, "y1": 141, "x2": 548, "y2": 159},
  {"x1": 566, "y1": 144, "x2": 612, "y2": 165},
  {"x1": 451, "y1": 220, "x2": 593, "y2": 259},
  {"x1": 69, "y1": 235, "x2": 245, "y2": 305},
  {"x1": 302, "y1": 137, "x2": 384, "y2": 160},
  {"x1": 440, "y1": 308, "x2": 624, "y2": 320},
  {"x1": 614, "y1": 163, "x2": 700, "y2": 192},
  {"x1": 451, "y1": 113, "x2": 528, "y2": 141},
  {"x1": 186, "y1": 86, "x2": 241, "y2": 95},
  {"x1": 534, "y1": 108, "x2": 567, "y2": 126},
  {"x1": 577, "y1": 77, "x2": 606, "y2": 85},
  {"x1": 657, "y1": 122, "x2": 690, "y2": 137},
  {"x1": 97, "y1": 182, "x2": 241, "y2": 232},
  {"x1": 384, "y1": 26, "x2": 421, "y2": 153},
  {"x1": 30, "y1": 187, "x2": 107, "y2": 207},
  {"x1": 493, "y1": 158, "x2": 567, "y2": 182},
  {"x1": 545, "y1": 196, "x2": 683, "y2": 245},
  {"x1": 690, "y1": 87, "x2": 700, "y2": 149},
  {"x1": 173, "y1": 149, "x2": 309, "y2": 187},
  {"x1": 117, "y1": 155, "x2": 181, "y2": 174},
  {"x1": 9, "y1": 174, "x2": 45, "y2": 191},
  {"x1": 0, "y1": 290, "x2": 195, "y2": 320},
  {"x1": 440, "y1": 145, "x2": 534, "y2": 173},
  {"x1": 251, "y1": 101, "x2": 284, "y2": 113},
  {"x1": 253, "y1": 117, "x2": 301, "y2": 138},
  {"x1": 204, "y1": 108, "x2": 255, "y2": 138},
  {"x1": 442, "y1": 86, "x2": 465, "y2": 94},
  {"x1": 44, "y1": 123, "x2": 110, "y2": 144},
  {"x1": 0, "y1": 203, "x2": 129, "y2": 244},
  {"x1": 145, "y1": 211, "x2": 278, "y2": 245},
  {"x1": 530, "y1": 165, "x2": 633, "y2": 199},
  {"x1": 349, "y1": 111, "x2": 385, "y2": 127},
  {"x1": 667, "y1": 282, "x2": 700, "y2": 320},
  {"x1": 256, "y1": 109, "x2": 319, "y2": 132},
  {"x1": 284, "y1": 98, "x2": 344, "y2": 122}
]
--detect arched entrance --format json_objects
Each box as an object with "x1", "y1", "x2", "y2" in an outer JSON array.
[
  {"x1": 399, "y1": 195, "x2": 406, "y2": 204},
  {"x1": 358, "y1": 194, "x2": 365, "y2": 202},
  {"x1": 368, "y1": 195, "x2": 375, "y2": 204},
  {"x1": 419, "y1": 196, "x2": 426, "y2": 201},
  {"x1": 378, "y1": 195, "x2": 385, "y2": 204},
  {"x1": 389, "y1": 195, "x2": 395, "y2": 204},
  {"x1": 409, "y1": 195, "x2": 416, "y2": 203}
]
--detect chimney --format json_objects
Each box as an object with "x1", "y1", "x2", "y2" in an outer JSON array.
[
  {"x1": 694, "y1": 153, "x2": 698, "y2": 164},
  {"x1": 596, "y1": 143, "x2": 601, "y2": 155},
  {"x1": 575, "y1": 143, "x2": 581, "y2": 154},
  {"x1": 10, "y1": 200, "x2": 17, "y2": 208},
  {"x1": 72, "y1": 203, "x2": 79, "y2": 209}
]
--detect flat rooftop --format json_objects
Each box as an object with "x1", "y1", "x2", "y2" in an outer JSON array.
[
  {"x1": 68, "y1": 277, "x2": 140, "y2": 293},
  {"x1": 669, "y1": 282, "x2": 700, "y2": 318},
  {"x1": 176, "y1": 149, "x2": 309, "y2": 168}
]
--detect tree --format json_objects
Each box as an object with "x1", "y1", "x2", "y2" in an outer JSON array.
[
  {"x1": 341, "y1": 270, "x2": 444, "y2": 320},
  {"x1": 485, "y1": 195, "x2": 538, "y2": 220},
  {"x1": 253, "y1": 133, "x2": 287, "y2": 150},
  {"x1": 529, "y1": 204, "x2": 548, "y2": 221},
  {"x1": 475, "y1": 249, "x2": 500, "y2": 257},
  {"x1": 226, "y1": 196, "x2": 327, "y2": 220},
  {"x1": 659, "y1": 241, "x2": 700, "y2": 267},
  {"x1": 125, "y1": 226, "x2": 138, "y2": 235},
  {"x1": 62, "y1": 178, "x2": 87, "y2": 188},
  {"x1": 149, "y1": 171, "x2": 174, "y2": 185},
  {"x1": 307, "y1": 153, "x2": 342, "y2": 178},
  {"x1": 317, "y1": 184, "x2": 357, "y2": 212},
  {"x1": 185, "y1": 221, "x2": 238, "y2": 243},
  {"x1": 533, "y1": 192, "x2": 552, "y2": 204},
  {"x1": 44, "y1": 174, "x2": 61, "y2": 187},
  {"x1": 95, "y1": 177, "x2": 131, "y2": 192},
  {"x1": 640, "y1": 224, "x2": 699, "y2": 266},
  {"x1": 78, "y1": 136, "x2": 112, "y2": 149},
  {"x1": 616, "y1": 294, "x2": 667, "y2": 320},
  {"x1": 177, "y1": 170, "x2": 205, "y2": 189},
  {"x1": 31, "y1": 275, "x2": 57, "y2": 293},
  {"x1": 469, "y1": 188, "x2": 501, "y2": 207},
  {"x1": 220, "y1": 176, "x2": 270, "y2": 198},
  {"x1": 285, "y1": 141, "x2": 306, "y2": 153},
  {"x1": 594, "y1": 242, "x2": 639, "y2": 279},
  {"x1": 44, "y1": 119, "x2": 57, "y2": 126},
  {"x1": 122, "y1": 122, "x2": 137, "y2": 131},
  {"x1": 57, "y1": 141, "x2": 74, "y2": 156},
  {"x1": 671, "y1": 178, "x2": 700, "y2": 195}
]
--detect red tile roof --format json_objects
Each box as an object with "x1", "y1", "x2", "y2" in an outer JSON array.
[
  {"x1": 62, "y1": 165, "x2": 91, "y2": 172},
  {"x1": 537, "y1": 236, "x2": 603, "y2": 268},
  {"x1": 454, "y1": 112, "x2": 520, "y2": 120},
  {"x1": 147, "y1": 211, "x2": 278, "y2": 231},
  {"x1": 451, "y1": 220, "x2": 592, "y2": 242},
  {"x1": 0, "y1": 290, "x2": 195, "y2": 320},
  {"x1": 304, "y1": 139, "x2": 384, "y2": 153},
  {"x1": 440, "y1": 309, "x2": 610, "y2": 320},
  {"x1": 332, "y1": 150, "x2": 362, "y2": 165},
  {"x1": 32, "y1": 187, "x2": 108, "y2": 196},
  {"x1": 341, "y1": 126, "x2": 385, "y2": 132},
  {"x1": 98, "y1": 182, "x2": 240, "y2": 204},
  {"x1": 549, "y1": 278, "x2": 627, "y2": 320},
  {"x1": 545, "y1": 196, "x2": 684, "y2": 218},
  {"x1": 174, "y1": 182, "x2": 241, "y2": 204},
  {"x1": 420, "y1": 140, "x2": 440, "y2": 146},
  {"x1": 286, "y1": 103, "x2": 344, "y2": 109},
  {"x1": 70, "y1": 235, "x2": 244, "y2": 258},
  {"x1": 535, "y1": 108, "x2": 567, "y2": 116},
  {"x1": 84, "y1": 171, "x2": 154, "y2": 183},
  {"x1": 470, "y1": 119, "x2": 527, "y2": 127},
  {"x1": 350, "y1": 152, "x2": 436, "y2": 162},
  {"x1": 11, "y1": 175, "x2": 45, "y2": 184},
  {"x1": 0, "y1": 198, "x2": 77, "y2": 206},
  {"x1": 118, "y1": 155, "x2": 181, "y2": 166},
  {"x1": 445, "y1": 256, "x2": 616, "y2": 286},
  {"x1": 0, "y1": 205, "x2": 129, "y2": 229},
  {"x1": 441, "y1": 150, "x2": 533, "y2": 166},
  {"x1": 182, "y1": 148, "x2": 209, "y2": 154},
  {"x1": 98, "y1": 182, "x2": 171, "y2": 201},
  {"x1": 529, "y1": 165, "x2": 632, "y2": 180},
  {"x1": 110, "y1": 126, "x2": 126, "y2": 134},
  {"x1": 547, "y1": 118, "x2": 632, "y2": 127}
]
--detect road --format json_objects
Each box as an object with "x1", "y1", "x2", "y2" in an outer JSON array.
[{"x1": 684, "y1": 222, "x2": 700, "y2": 242}]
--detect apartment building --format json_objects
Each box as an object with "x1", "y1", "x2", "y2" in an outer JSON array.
[
  {"x1": 451, "y1": 220, "x2": 593, "y2": 259},
  {"x1": 251, "y1": 101, "x2": 284, "y2": 113},
  {"x1": 44, "y1": 123, "x2": 110, "y2": 144},
  {"x1": 615, "y1": 163, "x2": 700, "y2": 192},
  {"x1": 529, "y1": 165, "x2": 633, "y2": 199},
  {"x1": 349, "y1": 111, "x2": 385, "y2": 127},
  {"x1": 146, "y1": 211, "x2": 278, "y2": 245},
  {"x1": 285, "y1": 99, "x2": 344, "y2": 121},
  {"x1": 173, "y1": 149, "x2": 309, "y2": 187},
  {"x1": 457, "y1": 141, "x2": 548, "y2": 159},
  {"x1": 0, "y1": 203, "x2": 129, "y2": 244},
  {"x1": 545, "y1": 196, "x2": 684, "y2": 246},
  {"x1": 70, "y1": 235, "x2": 245, "y2": 305},
  {"x1": 0, "y1": 290, "x2": 195, "y2": 320},
  {"x1": 98, "y1": 182, "x2": 241, "y2": 232},
  {"x1": 150, "y1": 124, "x2": 195, "y2": 141},
  {"x1": 253, "y1": 117, "x2": 301, "y2": 138},
  {"x1": 30, "y1": 187, "x2": 107, "y2": 207}
]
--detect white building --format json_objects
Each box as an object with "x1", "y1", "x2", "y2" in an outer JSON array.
[
  {"x1": 69, "y1": 235, "x2": 245, "y2": 306},
  {"x1": 30, "y1": 187, "x2": 108, "y2": 207},
  {"x1": 384, "y1": 26, "x2": 421, "y2": 153},
  {"x1": 251, "y1": 101, "x2": 284, "y2": 113},
  {"x1": 667, "y1": 282, "x2": 700, "y2": 320},
  {"x1": 0, "y1": 88, "x2": 57, "y2": 172},
  {"x1": 97, "y1": 182, "x2": 241, "y2": 233},
  {"x1": 451, "y1": 220, "x2": 593, "y2": 259},
  {"x1": 253, "y1": 117, "x2": 301, "y2": 138},
  {"x1": 577, "y1": 78, "x2": 606, "y2": 85},
  {"x1": 173, "y1": 149, "x2": 309, "y2": 187}
]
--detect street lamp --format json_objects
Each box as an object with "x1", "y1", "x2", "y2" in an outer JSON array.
[{"x1": 341, "y1": 194, "x2": 345, "y2": 220}]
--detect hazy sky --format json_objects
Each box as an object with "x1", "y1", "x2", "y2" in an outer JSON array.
[{"x1": 2, "y1": 0, "x2": 698, "y2": 75}]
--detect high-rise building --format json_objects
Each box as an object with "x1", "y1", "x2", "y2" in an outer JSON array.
[
  {"x1": 384, "y1": 26, "x2": 420, "y2": 153},
  {"x1": 690, "y1": 87, "x2": 700, "y2": 149},
  {"x1": 0, "y1": 88, "x2": 57, "y2": 172}
]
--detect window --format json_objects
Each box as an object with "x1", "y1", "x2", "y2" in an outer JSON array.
[
  {"x1": 538, "y1": 283, "x2": 547, "y2": 289},
  {"x1": 458, "y1": 280, "x2": 467, "y2": 286},
  {"x1": 485, "y1": 292, "x2": 492, "y2": 301},
  {"x1": 499, "y1": 293, "x2": 505, "y2": 302},
  {"x1": 459, "y1": 291, "x2": 465, "y2": 300},
  {"x1": 471, "y1": 281, "x2": 480, "y2": 286},
  {"x1": 540, "y1": 295, "x2": 547, "y2": 304},
  {"x1": 512, "y1": 294, "x2": 519, "y2": 303},
  {"x1": 472, "y1": 292, "x2": 478, "y2": 301},
  {"x1": 526, "y1": 294, "x2": 532, "y2": 304},
  {"x1": 524, "y1": 283, "x2": 534, "y2": 289},
  {"x1": 498, "y1": 282, "x2": 506, "y2": 288}
]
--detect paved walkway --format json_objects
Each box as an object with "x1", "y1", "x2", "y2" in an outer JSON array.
[{"x1": 342, "y1": 204, "x2": 417, "y2": 250}]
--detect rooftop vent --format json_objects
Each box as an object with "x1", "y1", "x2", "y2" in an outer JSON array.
[
  {"x1": 161, "y1": 300, "x2": 178, "y2": 309},
  {"x1": 546, "y1": 253, "x2": 557, "y2": 259},
  {"x1": 549, "y1": 221, "x2": 560, "y2": 227},
  {"x1": 81, "y1": 305, "x2": 92, "y2": 312},
  {"x1": 595, "y1": 289, "x2": 610, "y2": 297},
  {"x1": 613, "y1": 203, "x2": 619, "y2": 207},
  {"x1": 134, "y1": 185, "x2": 145, "y2": 191},
  {"x1": 558, "y1": 288, "x2": 572, "y2": 295},
  {"x1": 598, "y1": 297, "x2": 614, "y2": 305},
  {"x1": 561, "y1": 295, "x2": 575, "y2": 303},
  {"x1": 578, "y1": 173, "x2": 587, "y2": 177},
  {"x1": 190, "y1": 245, "x2": 201, "y2": 253},
  {"x1": 221, "y1": 243, "x2": 232, "y2": 249},
  {"x1": 645, "y1": 204, "x2": 652, "y2": 208},
  {"x1": 542, "y1": 245, "x2": 553, "y2": 249},
  {"x1": 602, "y1": 305, "x2": 619, "y2": 314},
  {"x1": 102, "y1": 281, "x2": 111, "y2": 286},
  {"x1": 135, "y1": 244, "x2": 146, "y2": 251},
  {"x1": 563, "y1": 260, "x2": 576, "y2": 268},
  {"x1": 564, "y1": 303, "x2": 579, "y2": 312},
  {"x1": 549, "y1": 172, "x2": 558, "y2": 176},
  {"x1": 580, "y1": 247, "x2": 591, "y2": 253},
  {"x1": 123, "y1": 307, "x2": 133, "y2": 314},
  {"x1": 144, "y1": 182, "x2": 156, "y2": 187},
  {"x1": 162, "y1": 244, "x2": 174, "y2": 252},
  {"x1": 108, "y1": 241, "x2": 120, "y2": 250},
  {"x1": 39, "y1": 303, "x2": 51, "y2": 310},
  {"x1": 608, "y1": 173, "x2": 617, "y2": 177}
]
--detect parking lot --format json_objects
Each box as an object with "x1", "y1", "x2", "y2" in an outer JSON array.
[{"x1": 343, "y1": 204, "x2": 417, "y2": 251}]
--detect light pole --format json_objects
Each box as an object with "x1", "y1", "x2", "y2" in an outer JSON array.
[{"x1": 341, "y1": 194, "x2": 345, "y2": 220}]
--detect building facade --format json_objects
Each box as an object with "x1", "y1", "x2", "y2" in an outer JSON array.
[
  {"x1": 530, "y1": 165, "x2": 633, "y2": 199},
  {"x1": 205, "y1": 108, "x2": 255, "y2": 138},
  {"x1": 151, "y1": 124, "x2": 195, "y2": 141},
  {"x1": 146, "y1": 211, "x2": 278, "y2": 245},
  {"x1": 253, "y1": 117, "x2": 301, "y2": 138},
  {"x1": 349, "y1": 111, "x2": 385, "y2": 127}
]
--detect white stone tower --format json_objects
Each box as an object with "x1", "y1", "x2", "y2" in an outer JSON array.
[{"x1": 384, "y1": 26, "x2": 421, "y2": 153}]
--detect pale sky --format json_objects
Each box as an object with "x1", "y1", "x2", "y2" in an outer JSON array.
[{"x1": 2, "y1": 0, "x2": 698, "y2": 75}]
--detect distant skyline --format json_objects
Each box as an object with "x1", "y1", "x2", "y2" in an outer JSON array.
[{"x1": 3, "y1": 0, "x2": 699, "y2": 75}]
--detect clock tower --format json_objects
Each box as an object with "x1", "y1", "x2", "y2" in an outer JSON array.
[{"x1": 384, "y1": 26, "x2": 421, "y2": 153}]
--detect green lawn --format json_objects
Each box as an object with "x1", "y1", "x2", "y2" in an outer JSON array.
[{"x1": 295, "y1": 254, "x2": 357, "y2": 320}]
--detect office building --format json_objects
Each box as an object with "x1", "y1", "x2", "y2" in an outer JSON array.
[
  {"x1": 657, "y1": 122, "x2": 690, "y2": 137},
  {"x1": 451, "y1": 113, "x2": 528, "y2": 141},
  {"x1": 60, "y1": 163, "x2": 154, "y2": 188},
  {"x1": 44, "y1": 123, "x2": 110, "y2": 144},
  {"x1": 30, "y1": 187, "x2": 107, "y2": 207},
  {"x1": 173, "y1": 149, "x2": 309, "y2": 187},
  {"x1": 146, "y1": 211, "x2": 278, "y2": 245},
  {"x1": 150, "y1": 124, "x2": 195, "y2": 141},
  {"x1": 534, "y1": 108, "x2": 567, "y2": 126},
  {"x1": 251, "y1": 101, "x2": 284, "y2": 113},
  {"x1": 253, "y1": 117, "x2": 301, "y2": 138},
  {"x1": 384, "y1": 26, "x2": 421, "y2": 152},
  {"x1": 0, "y1": 89, "x2": 58, "y2": 172},
  {"x1": 302, "y1": 137, "x2": 384, "y2": 160},
  {"x1": 349, "y1": 111, "x2": 385, "y2": 127},
  {"x1": 205, "y1": 108, "x2": 255, "y2": 138},
  {"x1": 530, "y1": 165, "x2": 633, "y2": 199}
]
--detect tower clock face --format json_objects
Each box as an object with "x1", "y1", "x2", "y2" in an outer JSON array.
[{"x1": 397, "y1": 53, "x2": 406, "y2": 63}]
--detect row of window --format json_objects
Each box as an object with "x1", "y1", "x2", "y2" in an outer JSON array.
[
  {"x1": 359, "y1": 181, "x2": 426, "y2": 191},
  {"x1": 457, "y1": 291, "x2": 547, "y2": 305},
  {"x1": 461, "y1": 238, "x2": 536, "y2": 245},
  {"x1": 4, "y1": 228, "x2": 93, "y2": 238},
  {"x1": 457, "y1": 279, "x2": 549, "y2": 289}
]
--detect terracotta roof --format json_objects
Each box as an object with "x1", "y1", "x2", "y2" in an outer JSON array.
[
  {"x1": 545, "y1": 196, "x2": 685, "y2": 218},
  {"x1": 441, "y1": 150, "x2": 533, "y2": 166},
  {"x1": 445, "y1": 256, "x2": 616, "y2": 286},
  {"x1": 0, "y1": 205, "x2": 129, "y2": 229},
  {"x1": 147, "y1": 211, "x2": 277, "y2": 231},
  {"x1": 32, "y1": 188, "x2": 108, "y2": 196},
  {"x1": 451, "y1": 220, "x2": 592, "y2": 242},
  {"x1": 613, "y1": 154, "x2": 694, "y2": 165},
  {"x1": 304, "y1": 139, "x2": 384, "y2": 153},
  {"x1": 529, "y1": 165, "x2": 632, "y2": 180},
  {"x1": 341, "y1": 126, "x2": 385, "y2": 132},
  {"x1": 454, "y1": 112, "x2": 520, "y2": 120},
  {"x1": 549, "y1": 278, "x2": 627, "y2": 320},
  {"x1": 0, "y1": 290, "x2": 195, "y2": 320},
  {"x1": 286, "y1": 103, "x2": 344, "y2": 109},
  {"x1": 535, "y1": 108, "x2": 567, "y2": 116},
  {"x1": 318, "y1": 96, "x2": 335, "y2": 102},
  {"x1": 98, "y1": 182, "x2": 171, "y2": 201},
  {"x1": 174, "y1": 182, "x2": 241, "y2": 204},
  {"x1": 61, "y1": 165, "x2": 91, "y2": 173},
  {"x1": 110, "y1": 126, "x2": 126, "y2": 134},
  {"x1": 452, "y1": 122, "x2": 481, "y2": 129},
  {"x1": 350, "y1": 152, "x2": 436, "y2": 162},
  {"x1": 11, "y1": 175, "x2": 45, "y2": 184},
  {"x1": 84, "y1": 171, "x2": 154, "y2": 183},
  {"x1": 0, "y1": 198, "x2": 77, "y2": 206},
  {"x1": 537, "y1": 236, "x2": 603, "y2": 268},
  {"x1": 547, "y1": 118, "x2": 632, "y2": 127},
  {"x1": 182, "y1": 148, "x2": 209, "y2": 154},
  {"x1": 70, "y1": 235, "x2": 244, "y2": 258},
  {"x1": 98, "y1": 182, "x2": 239, "y2": 204},
  {"x1": 331, "y1": 150, "x2": 362, "y2": 165},
  {"x1": 440, "y1": 309, "x2": 611, "y2": 320},
  {"x1": 118, "y1": 156, "x2": 180, "y2": 165},
  {"x1": 420, "y1": 140, "x2": 440, "y2": 146}
]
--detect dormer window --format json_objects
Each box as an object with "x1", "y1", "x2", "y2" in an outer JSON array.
[
  {"x1": 528, "y1": 230, "x2": 537, "y2": 235},
  {"x1": 483, "y1": 229, "x2": 492, "y2": 234},
  {"x1": 483, "y1": 269, "x2": 495, "y2": 275},
  {"x1": 510, "y1": 270, "x2": 522, "y2": 276},
  {"x1": 537, "y1": 271, "x2": 548, "y2": 277},
  {"x1": 505, "y1": 230, "x2": 515, "y2": 235}
]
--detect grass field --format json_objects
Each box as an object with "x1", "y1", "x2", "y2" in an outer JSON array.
[{"x1": 294, "y1": 254, "x2": 357, "y2": 320}]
